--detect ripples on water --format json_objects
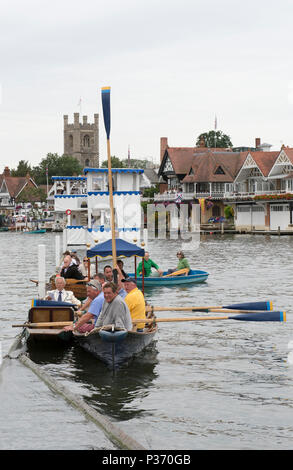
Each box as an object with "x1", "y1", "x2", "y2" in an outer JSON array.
[{"x1": 1, "y1": 232, "x2": 293, "y2": 449}]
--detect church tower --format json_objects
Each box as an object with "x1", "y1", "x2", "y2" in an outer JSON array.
[{"x1": 63, "y1": 113, "x2": 99, "y2": 167}]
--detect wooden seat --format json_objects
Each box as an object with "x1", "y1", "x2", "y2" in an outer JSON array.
[{"x1": 28, "y1": 306, "x2": 74, "y2": 328}]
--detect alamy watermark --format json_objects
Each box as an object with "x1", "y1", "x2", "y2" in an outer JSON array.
[{"x1": 119, "y1": 201, "x2": 201, "y2": 252}]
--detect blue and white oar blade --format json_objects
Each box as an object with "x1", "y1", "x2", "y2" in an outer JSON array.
[
  {"x1": 101, "y1": 86, "x2": 111, "y2": 139},
  {"x1": 230, "y1": 311, "x2": 286, "y2": 322},
  {"x1": 223, "y1": 301, "x2": 272, "y2": 311}
]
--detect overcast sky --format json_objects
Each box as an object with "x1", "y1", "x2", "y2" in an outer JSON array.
[{"x1": 1, "y1": 0, "x2": 293, "y2": 172}]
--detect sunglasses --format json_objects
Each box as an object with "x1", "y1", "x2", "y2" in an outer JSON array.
[{"x1": 87, "y1": 282, "x2": 98, "y2": 289}]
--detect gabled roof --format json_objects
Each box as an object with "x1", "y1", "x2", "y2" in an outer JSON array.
[
  {"x1": 182, "y1": 151, "x2": 247, "y2": 183},
  {"x1": 0, "y1": 174, "x2": 38, "y2": 198},
  {"x1": 249, "y1": 151, "x2": 279, "y2": 177},
  {"x1": 159, "y1": 148, "x2": 196, "y2": 176}
]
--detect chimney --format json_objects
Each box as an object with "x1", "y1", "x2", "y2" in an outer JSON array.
[
  {"x1": 160, "y1": 137, "x2": 168, "y2": 162},
  {"x1": 3, "y1": 166, "x2": 10, "y2": 177},
  {"x1": 255, "y1": 138, "x2": 261, "y2": 149}
]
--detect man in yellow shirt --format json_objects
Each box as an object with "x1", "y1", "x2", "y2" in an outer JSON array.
[{"x1": 122, "y1": 278, "x2": 146, "y2": 331}]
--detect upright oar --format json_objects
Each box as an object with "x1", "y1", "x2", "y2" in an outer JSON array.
[
  {"x1": 146, "y1": 300, "x2": 273, "y2": 314},
  {"x1": 101, "y1": 86, "x2": 117, "y2": 274},
  {"x1": 135, "y1": 311, "x2": 286, "y2": 324}
]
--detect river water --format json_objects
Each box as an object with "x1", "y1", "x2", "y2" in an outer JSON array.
[{"x1": 1, "y1": 231, "x2": 293, "y2": 450}]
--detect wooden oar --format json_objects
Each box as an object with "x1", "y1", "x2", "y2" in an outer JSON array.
[
  {"x1": 146, "y1": 300, "x2": 273, "y2": 313},
  {"x1": 134, "y1": 311, "x2": 286, "y2": 323},
  {"x1": 12, "y1": 321, "x2": 73, "y2": 328},
  {"x1": 101, "y1": 86, "x2": 117, "y2": 268},
  {"x1": 162, "y1": 268, "x2": 189, "y2": 278}
]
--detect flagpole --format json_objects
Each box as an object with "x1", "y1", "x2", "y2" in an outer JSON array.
[
  {"x1": 101, "y1": 87, "x2": 117, "y2": 268},
  {"x1": 46, "y1": 166, "x2": 49, "y2": 209},
  {"x1": 214, "y1": 114, "x2": 217, "y2": 148}
]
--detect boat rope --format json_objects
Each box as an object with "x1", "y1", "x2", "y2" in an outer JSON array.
[{"x1": 17, "y1": 353, "x2": 146, "y2": 451}]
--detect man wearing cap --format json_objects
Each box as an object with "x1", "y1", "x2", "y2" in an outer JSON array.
[
  {"x1": 64, "y1": 279, "x2": 104, "y2": 333},
  {"x1": 122, "y1": 277, "x2": 146, "y2": 331}
]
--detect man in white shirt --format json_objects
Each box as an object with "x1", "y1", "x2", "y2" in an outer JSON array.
[{"x1": 45, "y1": 276, "x2": 81, "y2": 307}]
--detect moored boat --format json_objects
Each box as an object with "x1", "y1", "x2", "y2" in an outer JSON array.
[
  {"x1": 73, "y1": 323, "x2": 158, "y2": 368},
  {"x1": 26, "y1": 229, "x2": 46, "y2": 234},
  {"x1": 128, "y1": 269, "x2": 209, "y2": 287}
]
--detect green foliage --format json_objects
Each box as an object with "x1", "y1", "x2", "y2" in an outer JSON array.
[
  {"x1": 11, "y1": 160, "x2": 33, "y2": 177},
  {"x1": 101, "y1": 156, "x2": 153, "y2": 169},
  {"x1": 16, "y1": 186, "x2": 47, "y2": 203},
  {"x1": 11, "y1": 153, "x2": 83, "y2": 185},
  {"x1": 33, "y1": 153, "x2": 83, "y2": 185},
  {"x1": 196, "y1": 130, "x2": 233, "y2": 148},
  {"x1": 224, "y1": 205, "x2": 234, "y2": 219},
  {"x1": 101, "y1": 156, "x2": 125, "y2": 168},
  {"x1": 143, "y1": 184, "x2": 159, "y2": 198}
]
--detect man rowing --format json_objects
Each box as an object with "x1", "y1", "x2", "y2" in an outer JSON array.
[
  {"x1": 64, "y1": 280, "x2": 104, "y2": 333},
  {"x1": 136, "y1": 251, "x2": 163, "y2": 277},
  {"x1": 122, "y1": 277, "x2": 146, "y2": 331},
  {"x1": 95, "y1": 282, "x2": 132, "y2": 330}
]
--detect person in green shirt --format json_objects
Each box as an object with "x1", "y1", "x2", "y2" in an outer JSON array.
[
  {"x1": 137, "y1": 251, "x2": 163, "y2": 277},
  {"x1": 176, "y1": 251, "x2": 190, "y2": 271},
  {"x1": 167, "y1": 251, "x2": 190, "y2": 275}
]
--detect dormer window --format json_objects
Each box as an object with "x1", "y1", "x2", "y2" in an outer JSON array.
[{"x1": 215, "y1": 166, "x2": 225, "y2": 175}]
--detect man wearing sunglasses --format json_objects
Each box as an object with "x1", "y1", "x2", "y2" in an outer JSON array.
[{"x1": 64, "y1": 279, "x2": 104, "y2": 333}]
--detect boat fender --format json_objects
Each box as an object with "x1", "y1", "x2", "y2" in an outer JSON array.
[{"x1": 99, "y1": 329, "x2": 128, "y2": 344}]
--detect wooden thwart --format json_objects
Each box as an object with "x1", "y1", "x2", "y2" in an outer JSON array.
[{"x1": 162, "y1": 268, "x2": 189, "y2": 278}]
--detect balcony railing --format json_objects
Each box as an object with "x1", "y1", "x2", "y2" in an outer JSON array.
[{"x1": 154, "y1": 189, "x2": 292, "y2": 202}]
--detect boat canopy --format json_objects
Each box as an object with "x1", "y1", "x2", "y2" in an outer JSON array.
[{"x1": 87, "y1": 238, "x2": 145, "y2": 259}]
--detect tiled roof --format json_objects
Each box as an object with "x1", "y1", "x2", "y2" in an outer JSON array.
[
  {"x1": 0, "y1": 174, "x2": 37, "y2": 197},
  {"x1": 162, "y1": 148, "x2": 247, "y2": 183},
  {"x1": 249, "y1": 151, "x2": 279, "y2": 176}
]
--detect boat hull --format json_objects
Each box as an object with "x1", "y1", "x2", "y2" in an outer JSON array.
[
  {"x1": 74, "y1": 326, "x2": 157, "y2": 368},
  {"x1": 129, "y1": 269, "x2": 209, "y2": 286}
]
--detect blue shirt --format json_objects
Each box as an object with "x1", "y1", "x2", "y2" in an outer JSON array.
[
  {"x1": 88, "y1": 292, "x2": 104, "y2": 325},
  {"x1": 118, "y1": 288, "x2": 127, "y2": 298}
]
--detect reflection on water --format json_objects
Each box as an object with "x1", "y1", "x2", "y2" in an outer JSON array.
[
  {"x1": 1, "y1": 232, "x2": 293, "y2": 449},
  {"x1": 28, "y1": 341, "x2": 159, "y2": 421}
]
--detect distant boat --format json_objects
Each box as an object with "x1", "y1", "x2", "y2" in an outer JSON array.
[{"x1": 26, "y1": 229, "x2": 46, "y2": 234}]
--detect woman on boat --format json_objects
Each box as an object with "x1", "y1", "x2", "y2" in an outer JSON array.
[
  {"x1": 79, "y1": 257, "x2": 96, "y2": 280},
  {"x1": 167, "y1": 251, "x2": 190, "y2": 275}
]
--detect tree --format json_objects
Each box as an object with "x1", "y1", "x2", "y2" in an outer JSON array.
[
  {"x1": 15, "y1": 186, "x2": 47, "y2": 204},
  {"x1": 32, "y1": 153, "x2": 83, "y2": 184},
  {"x1": 11, "y1": 160, "x2": 33, "y2": 177},
  {"x1": 196, "y1": 130, "x2": 233, "y2": 148},
  {"x1": 101, "y1": 156, "x2": 125, "y2": 168}
]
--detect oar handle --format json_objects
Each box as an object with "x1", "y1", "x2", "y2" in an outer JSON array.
[
  {"x1": 133, "y1": 316, "x2": 228, "y2": 323},
  {"x1": 12, "y1": 321, "x2": 73, "y2": 328}
]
